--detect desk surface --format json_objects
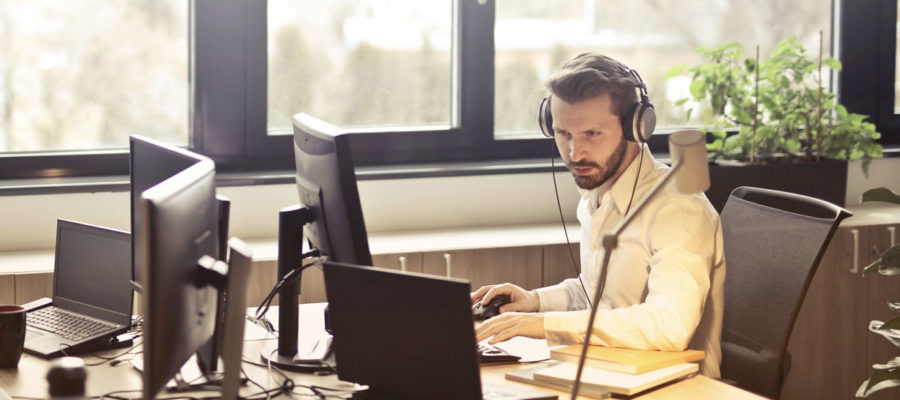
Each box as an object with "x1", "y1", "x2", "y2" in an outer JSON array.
[{"x1": 0, "y1": 305, "x2": 766, "y2": 400}]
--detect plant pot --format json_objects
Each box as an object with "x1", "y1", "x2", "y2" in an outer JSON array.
[{"x1": 705, "y1": 158, "x2": 848, "y2": 213}]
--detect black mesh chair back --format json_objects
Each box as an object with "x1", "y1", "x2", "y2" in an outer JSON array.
[{"x1": 720, "y1": 186, "x2": 851, "y2": 399}]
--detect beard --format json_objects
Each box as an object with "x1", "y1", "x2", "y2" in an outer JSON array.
[{"x1": 568, "y1": 138, "x2": 629, "y2": 190}]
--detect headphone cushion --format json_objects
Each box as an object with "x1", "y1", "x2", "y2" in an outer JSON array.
[
  {"x1": 636, "y1": 104, "x2": 656, "y2": 142},
  {"x1": 539, "y1": 97, "x2": 554, "y2": 137}
]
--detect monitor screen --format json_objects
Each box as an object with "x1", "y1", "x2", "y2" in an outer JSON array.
[
  {"x1": 293, "y1": 113, "x2": 372, "y2": 266},
  {"x1": 129, "y1": 135, "x2": 205, "y2": 292},
  {"x1": 138, "y1": 158, "x2": 218, "y2": 400}
]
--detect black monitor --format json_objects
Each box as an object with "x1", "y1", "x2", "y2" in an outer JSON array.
[
  {"x1": 260, "y1": 113, "x2": 372, "y2": 371},
  {"x1": 129, "y1": 135, "x2": 206, "y2": 293},
  {"x1": 129, "y1": 135, "x2": 231, "y2": 376},
  {"x1": 138, "y1": 157, "x2": 224, "y2": 400},
  {"x1": 293, "y1": 113, "x2": 372, "y2": 266}
]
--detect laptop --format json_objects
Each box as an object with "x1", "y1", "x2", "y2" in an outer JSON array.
[
  {"x1": 322, "y1": 261, "x2": 556, "y2": 400},
  {"x1": 22, "y1": 219, "x2": 133, "y2": 358}
]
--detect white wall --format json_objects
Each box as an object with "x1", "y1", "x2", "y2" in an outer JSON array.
[
  {"x1": 0, "y1": 171, "x2": 581, "y2": 253},
  {"x1": 0, "y1": 156, "x2": 895, "y2": 254},
  {"x1": 846, "y1": 157, "x2": 900, "y2": 206}
]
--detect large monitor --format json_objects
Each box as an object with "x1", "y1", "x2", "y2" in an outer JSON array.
[
  {"x1": 129, "y1": 135, "x2": 206, "y2": 292},
  {"x1": 138, "y1": 157, "x2": 221, "y2": 400},
  {"x1": 293, "y1": 113, "x2": 372, "y2": 266},
  {"x1": 261, "y1": 113, "x2": 372, "y2": 371},
  {"x1": 129, "y1": 135, "x2": 231, "y2": 375}
]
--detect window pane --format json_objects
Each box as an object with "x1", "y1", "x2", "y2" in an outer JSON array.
[
  {"x1": 494, "y1": 0, "x2": 832, "y2": 138},
  {"x1": 267, "y1": 0, "x2": 453, "y2": 133},
  {"x1": 0, "y1": 1, "x2": 188, "y2": 152}
]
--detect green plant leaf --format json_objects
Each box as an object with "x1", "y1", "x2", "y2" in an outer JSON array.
[
  {"x1": 873, "y1": 356, "x2": 900, "y2": 370},
  {"x1": 665, "y1": 64, "x2": 689, "y2": 78},
  {"x1": 864, "y1": 259, "x2": 882, "y2": 276},
  {"x1": 862, "y1": 188, "x2": 900, "y2": 205},
  {"x1": 675, "y1": 98, "x2": 689, "y2": 107},
  {"x1": 890, "y1": 302, "x2": 900, "y2": 313},
  {"x1": 878, "y1": 317, "x2": 900, "y2": 331},
  {"x1": 868, "y1": 320, "x2": 900, "y2": 347},
  {"x1": 877, "y1": 245, "x2": 900, "y2": 276},
  {"x1": 858, "y1": 370, "x2": 900, "y2": 397}
]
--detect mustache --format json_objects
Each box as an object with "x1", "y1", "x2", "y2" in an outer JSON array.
[{"x1": 566, "y1": 161, "x2": 601, "y2": 169}]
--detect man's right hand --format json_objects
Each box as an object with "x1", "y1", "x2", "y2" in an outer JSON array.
[{"x1": 470, "y1": 283, "x2": 540, "y2": 314}]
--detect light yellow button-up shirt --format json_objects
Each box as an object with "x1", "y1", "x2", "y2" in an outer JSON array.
[{"x1": 535, "y1": 146, "x2": 725, "y2": 378}]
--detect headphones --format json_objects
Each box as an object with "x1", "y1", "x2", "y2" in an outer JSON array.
[{"x1": 539, "y1": 68, "x2": 656, "y2": 143}]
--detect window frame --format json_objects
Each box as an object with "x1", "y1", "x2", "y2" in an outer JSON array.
[
  {"x1": 840, "y1": 0, "x2": 900, "y2": 145},
  {"x1": 1, "y1": 0, "x2": 890, "y2": 185}
]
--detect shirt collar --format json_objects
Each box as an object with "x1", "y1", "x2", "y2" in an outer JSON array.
[{"x1": 606, "y1": 145, "x2": 655, "y2": 215}]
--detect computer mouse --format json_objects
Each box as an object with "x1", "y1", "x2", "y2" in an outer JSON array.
[{"x1": 472, "y1": 294, "x2": 511, "y2": 321}]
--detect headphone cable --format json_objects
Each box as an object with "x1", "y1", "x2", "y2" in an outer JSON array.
[{"x1": 551, "y1": 143, "x2": 593, "y2": 309}]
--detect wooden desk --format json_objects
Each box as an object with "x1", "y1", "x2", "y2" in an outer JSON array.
[
  {"x1": 1, "y1": 304, "x2": 767, "y2": 400},
  {"x1": 1, "y1": 344, "x2": 767, "y2": 399}
]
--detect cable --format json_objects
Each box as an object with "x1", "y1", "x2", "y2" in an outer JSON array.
[
  {"x1": 622, "y1": 142, "x2": 645, "y2": 218},
  {"x1": 551, "y1": 143, "x2": 593, "y2": 309},
  {"x1": 253, "y1": 255, "x2": 328, "y2": 324}
]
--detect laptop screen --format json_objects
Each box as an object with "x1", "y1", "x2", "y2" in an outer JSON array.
[
  {"x1": 53, "y1": 220, "x2": 132, "y2": 325},
  {"x1": 323, "y1": 262, "x2": 483, "y2": 400}
]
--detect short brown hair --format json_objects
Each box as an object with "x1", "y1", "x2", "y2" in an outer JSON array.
[{"x1": 545, "y1": 53, "x2": 638, "y2": 118}]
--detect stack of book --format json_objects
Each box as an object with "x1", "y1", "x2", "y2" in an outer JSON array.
[{"x1": 506, "y1": 345, "x2": 704, "y2": 398}]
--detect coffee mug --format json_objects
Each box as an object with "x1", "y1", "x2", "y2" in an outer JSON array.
[{"x1": 0, "y1": 305, "x2": 26, "y2": 368}]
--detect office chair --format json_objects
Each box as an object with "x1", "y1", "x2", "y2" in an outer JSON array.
[{"x1": 719, "y1": 186, "x2": 851, "y2": 399}]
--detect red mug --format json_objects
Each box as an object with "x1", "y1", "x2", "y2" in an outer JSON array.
[{"x1": 0, "y1": 305, "x2": 26, "y2": 368}]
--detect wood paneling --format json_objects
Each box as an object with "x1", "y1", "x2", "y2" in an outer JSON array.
[
  {"x1": 14, "y1": 272, "x2": 52, "y2": 304},
  {"x1": 542, "y1": 243, "x2": 581, "y2": 287},
  {"x1": 782, "y1": 227, "x2": 869, "y2": 399},
  {"x1": 421, "y1": 246, "x2": 543, "y2": 292},
  {"x1": 0, "y1": 274, "x2": 15, "y2": 304}
]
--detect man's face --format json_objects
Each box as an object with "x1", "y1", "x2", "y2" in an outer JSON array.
[{"x1": 551, "y1": 94, "x2": 632, "y2": 190}]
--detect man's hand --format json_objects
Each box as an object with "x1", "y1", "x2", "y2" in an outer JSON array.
[
  {"x1": 475, "y1": 312, "x2": 545, "y2": 344},
  {"x1": 470, "y1": 283, "x2": 540, "y2": 313}
]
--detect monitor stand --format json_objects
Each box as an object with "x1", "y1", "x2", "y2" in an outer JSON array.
[{"x1": 259, "y1": 205, "x2": 335, "y2": 373}]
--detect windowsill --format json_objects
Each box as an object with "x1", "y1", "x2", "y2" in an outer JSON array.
[
  {"x1": 0, "y1": 223, "x2": 582, "y2": 274},
  {"x1": 3, "y1": 202, "x2": 899, "y2": 275},
  {"x1": 0, "y1": 157, "x2": 572, "y2": 196},
  {"x1": 1, "y1": 145, "x2": 898, "y2": 196}
]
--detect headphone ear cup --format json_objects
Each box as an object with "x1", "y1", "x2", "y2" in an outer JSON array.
[
  {"x1": 539, "y1": 97, "x2": 554, "y2": 137},
  {"x1": 622, "y1": 101, "x2": 656, "y2": 143},
  {"x1": 636, "y1": 103, "x2": 656, "y2": 142},
  {"x1": 621, "y1": 102, "x2": 640, "y2": 143}
]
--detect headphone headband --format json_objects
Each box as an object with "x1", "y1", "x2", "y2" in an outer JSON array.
[{"x1": 539, "y1": 63, "x2": 656, "y2": 142}]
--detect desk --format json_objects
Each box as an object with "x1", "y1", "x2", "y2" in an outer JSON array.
[{"x1": 0, "y1": 305, "x2": 766, "y2": 400}]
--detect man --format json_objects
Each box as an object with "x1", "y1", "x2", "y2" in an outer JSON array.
[{"x1": 472, "y1": 53, "x2": 725, "y2": 377}]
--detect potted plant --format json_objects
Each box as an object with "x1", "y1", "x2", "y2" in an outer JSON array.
[
  {"x1": 857, "y1": 187, "x2": 900, "y2": 398},
  {"x1": 666, "y1": 36, "x2": 882, "y2": 211}
]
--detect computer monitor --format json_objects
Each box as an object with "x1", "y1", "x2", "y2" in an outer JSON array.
[
  {"x1": 129, "y1": 135, "x2": 231, "y2": 375},
  {"x1": 138, "y1": 157, "x2": 223, "y2": 400},
  {"x1": 129, "y1": 135, "x2": 206, "y2": 293},
  {"x1": 261, "y1": 113, "x2": 372, "y2": 371},
  {"x1": 293, "y1": 113, "x2": 372, "y2": 266}
]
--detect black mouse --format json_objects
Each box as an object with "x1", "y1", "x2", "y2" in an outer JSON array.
[{"x1": 472, "y1": 294, "x2": 511, "y2": 321}]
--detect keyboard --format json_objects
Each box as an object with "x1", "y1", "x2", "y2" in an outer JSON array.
[
  {"x1": 27, "y1": 306, "x2": 116, "y2": 342},
  {"x1": 478, "y1": 341, "x2": 521, "y2": 364}
]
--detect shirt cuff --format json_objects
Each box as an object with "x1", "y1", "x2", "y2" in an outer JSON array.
[
  {"x1": 542, "y1": 310, "x2": 589, "y2": 347},
  {"x1": 535, "y1": 285, "x2": 569, "y2": 312}
]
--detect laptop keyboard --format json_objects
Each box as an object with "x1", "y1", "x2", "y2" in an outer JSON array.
[
  {"x1": 28, "y1": 306, "x2": 116, "y2": 342},
  {"x1": 478, "y1": 342, "x2": 521, "y2": 364}
]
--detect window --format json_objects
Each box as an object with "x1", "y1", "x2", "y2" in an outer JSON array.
[
  {"x1": 0, "y1": 1, "x2": 188, "y2": 153},
  {"x1": 8, "y1": 0, "x2": 893, "y2": 184},
  {"x1": 266, "y1": 0, "x2": 454, "y2": 134},
  {"x1": 493, "y1": 0, "x2": 832, "y2": 139}
]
